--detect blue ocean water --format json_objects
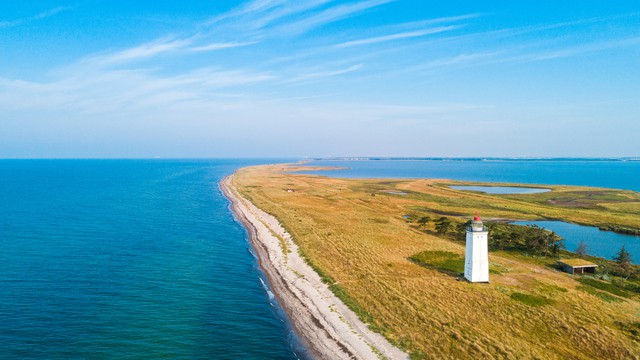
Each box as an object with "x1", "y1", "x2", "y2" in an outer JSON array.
[
  {"x1": 304, "y1": 159, "x2": 640, "y2": 192},
  {"x1": 0, "y1": 160, "x2": 304, "y2": 359}
]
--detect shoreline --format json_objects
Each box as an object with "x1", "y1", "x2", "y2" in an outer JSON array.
[{"x1": 220, "y1": 174, "x2": 407, "y2": 360}]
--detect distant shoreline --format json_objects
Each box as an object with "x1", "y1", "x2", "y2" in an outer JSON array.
[
  {"x1": 220, "y1": 174, "x2": 407, "y2": 360},
  {"x1": 309, "y1": 157, "x2": 640, "y2": 162}
]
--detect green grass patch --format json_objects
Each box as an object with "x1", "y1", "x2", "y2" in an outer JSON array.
[
  {"x1": 614, "y1": 321, "x2": 640, "y2": 340},
  {"x1": 489, "y1": 262, "x2": 509, "y2": 275},
  {"x1": 598, "y1": 225, "x2": 640, "y2": 236},
  {"x1": 577, "y1": 278, "x2": 633, "y2": 299},
  {"x1": 409, "y1": 251, "x2": 465, "y2": 274},
  {"x1": 577, "y1": 285, "x2": 623, "y2": 303},
  {"x1": 510, "y1": 292, "x2": 556, "y2": 307},
  {"x1": 410, "y1": 251, "x2": 506, "y2": 276},
  {"x1": 612, "y1": 278, "x2": 640, "y2": 295},
  {"x1": 537, "y1": 283, "x2": 568, "y2": 295}
]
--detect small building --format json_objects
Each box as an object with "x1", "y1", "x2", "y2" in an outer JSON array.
[{"x1": 557, "y1": 259, "x2": 598, "y2": 275}]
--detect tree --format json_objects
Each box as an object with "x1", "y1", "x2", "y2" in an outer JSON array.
[
  {"x1": 545, "y1": 231, "x2": 564, "y2": 256},
  {"x1": 435, "y1": 217, "x2": 453, "y2": 235},
  {"x1": 614, "y1": 245, "x2": 633, "y2": 279},
  {"x1": 575, "y1": 240, "x2": 588, "y2": 258},
  {"x1": 548, "y1": 232, "x2": 563, "y2": 256},
  {"x1": 523, "y1": 226, "x2": 564, "y2": 256},
  {"x1": 455, "y1": 221, "x2": 471, "y2": 240},
  {"x1": 417, "y1": 216, "x2": 431, "y2": 229},
  {"x1": 524, "y1": 225, "x2": 546, "y2": 255}
]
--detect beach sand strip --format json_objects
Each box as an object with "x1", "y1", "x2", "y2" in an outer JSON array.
[{"x1": 221, "y1": 175, "x2": 408, "y2": 360}]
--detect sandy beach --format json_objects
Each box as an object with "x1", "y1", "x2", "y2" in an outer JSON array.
[{"x1": 221, "y1": 175, "x2": 408, "y2": 360}]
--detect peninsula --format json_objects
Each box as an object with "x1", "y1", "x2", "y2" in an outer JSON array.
[
  {"x1": 221, "y1": 175, "x2": 407, "y2": 360},
  {"x1": 223, "y1": 163, "x2": 640, "y2": 359}
]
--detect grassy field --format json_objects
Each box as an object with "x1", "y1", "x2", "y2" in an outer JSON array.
[{"x1": 233, "y1": 163, "x2": 640, "y2": 359}]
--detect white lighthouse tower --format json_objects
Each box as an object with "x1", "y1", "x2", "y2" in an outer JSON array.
[{"x1": 464, "y1": 216, "x2": 489, "y2": 283}]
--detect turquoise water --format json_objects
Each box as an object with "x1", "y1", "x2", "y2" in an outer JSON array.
[
  {"x1": 305, "y1": 159, "x2": 640, "y2": 192},
  {"x1": 450, "y1": 186, "x2": 550, "y2": 194},
  {"x1": 0, "y1": 160, "x2": 305, "y2": 359},
  {"x1": 512, "y1": 221, "x2": 640, "y2": 264}
]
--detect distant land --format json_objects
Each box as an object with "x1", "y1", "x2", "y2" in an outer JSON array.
[{"x1": 311, "y1": 157, "x2": 640, "y2": 162}]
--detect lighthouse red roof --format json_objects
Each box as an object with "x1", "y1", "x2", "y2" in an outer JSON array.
[{"x1": 473, "y1": 216, "x2": 481, "y2": 221}]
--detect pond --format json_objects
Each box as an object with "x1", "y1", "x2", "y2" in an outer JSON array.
[
  {"x1": 511, "y1": 220, "x2": 640, "y2": 264},
  {"x1": 450, "y1": 186, "x2": 551, "y2": 194}
]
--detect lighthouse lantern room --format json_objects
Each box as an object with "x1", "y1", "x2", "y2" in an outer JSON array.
[{"x1": 464, "y1": 216, "x2": 489, "y2": 283}]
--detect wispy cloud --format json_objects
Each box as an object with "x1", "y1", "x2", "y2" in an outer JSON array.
[
  {"x1": 84, "y1": 38, "x2": 192, "y2": 67},
  {"x1": 422, "y1": 52, "x2": 502, "y2": 71},
  {"x1": 336, "y1": 25, "x2": 462, "y2": 48},
  {"x1": 0, "y1": 65, "x2": 275, "y2": 115},
  {"x1": 0, "y1": 6, "x2": 70, "y2": 28},
  {"x1": 206, "y1": 0, "x2": 288, "y2": 25},
  {"x1": 76, "y1": 0, "x2": 395, "y2": 70},
  {"x1": 505, "y1": 36, "x2": 640, "y2": 63},
  {"x1": 285, "y1": 64, "x2": 363, "y2": 83},
  {"x1": 2, "y1": 0, "x2": 639, "y2": 158},
  {"x1": 190, "y1": 41, "x2": 257, "y2": 52},
  {"x1": 414, "y1": 35, "x2": 640, "y2": 71},
  {"x1": 205, "y1": 0, "x2": 330, "y2": 32},
  {"x1": 274, "y1": 0, "x2": 394, "y2": 35}
]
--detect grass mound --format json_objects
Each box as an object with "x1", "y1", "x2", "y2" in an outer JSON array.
[
  {"x1": 578, "y1": 278, "x2": 634, "y2": 299},
  {"x1": 409, "y1": 251, "x2": 464, "y2": 274},
  {"x1": 510, "y1": 292, "x2": 556, "y2": 307},
  {"x1": 577, "y1": 285, "x2": 624, "y2": 303}
]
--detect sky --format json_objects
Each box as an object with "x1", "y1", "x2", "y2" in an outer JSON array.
[{"x1": 1, "y1": 0, "x2": 639, "y2": 158}]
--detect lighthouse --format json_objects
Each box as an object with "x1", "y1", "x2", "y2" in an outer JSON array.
[{"x1": 464, "y1": 216, "x2": 489, "y2": 283}]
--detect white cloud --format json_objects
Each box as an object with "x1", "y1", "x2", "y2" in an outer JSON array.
[
  {"x1": 206, "y1": 0, "x2": 288, "y2": 25},
  {"x1": 0, "y1": 6, "x2": 70, "y2": 28},
  {"x1": 85, "y1": 38, "x2": 192, "y2": 67},
  {"x1": 190, "y1": 41, "x2": 257, "y2": 52},
  {"x1": 285, "y1": 64, "x2": 363, "y2": 83},
  {"x1": 505, "y1": 36, "x2": 640, "y2": 63},
  {"x1": 336, "y1": 25, "x2": 461, "y2": 48},
  {"x1": 274, "y1": 0, "x2": 394, "y2": 35}
]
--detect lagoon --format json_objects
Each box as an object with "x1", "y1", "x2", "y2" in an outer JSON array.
[
  {"x1": 512, "y1": 220, "x2": 640, "y2": 264},
  {"x1": 450, "y1": 185, "x2": 550, "y2": 194}
]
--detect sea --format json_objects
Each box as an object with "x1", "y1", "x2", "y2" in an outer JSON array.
[
  {"x1": 303, "y1": 159, "x2": 640, "y2": 192},
  {"x1": 1, "y1": 158, "x2": 639, "y2": 358},
  {"x1": 0, "y1": 159, "x2": 304, "y2": 359}
]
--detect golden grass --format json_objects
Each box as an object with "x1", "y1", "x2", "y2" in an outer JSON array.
[{"x1": 233, "y1": 164, "x2": 640, "y2": 359}]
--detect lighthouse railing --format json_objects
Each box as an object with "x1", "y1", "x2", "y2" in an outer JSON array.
[{"x1": 467, "y1": 225, "x2": 488, "y2": 232}]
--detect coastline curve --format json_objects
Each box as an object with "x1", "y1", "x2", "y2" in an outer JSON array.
[{"x1": 220, "y1": 174, "x2": 408, "y2": 360}]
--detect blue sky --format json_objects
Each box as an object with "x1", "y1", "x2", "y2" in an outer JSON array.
[{"x1": 1, "y1": 0, "x2": 639, "y2": 158}]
